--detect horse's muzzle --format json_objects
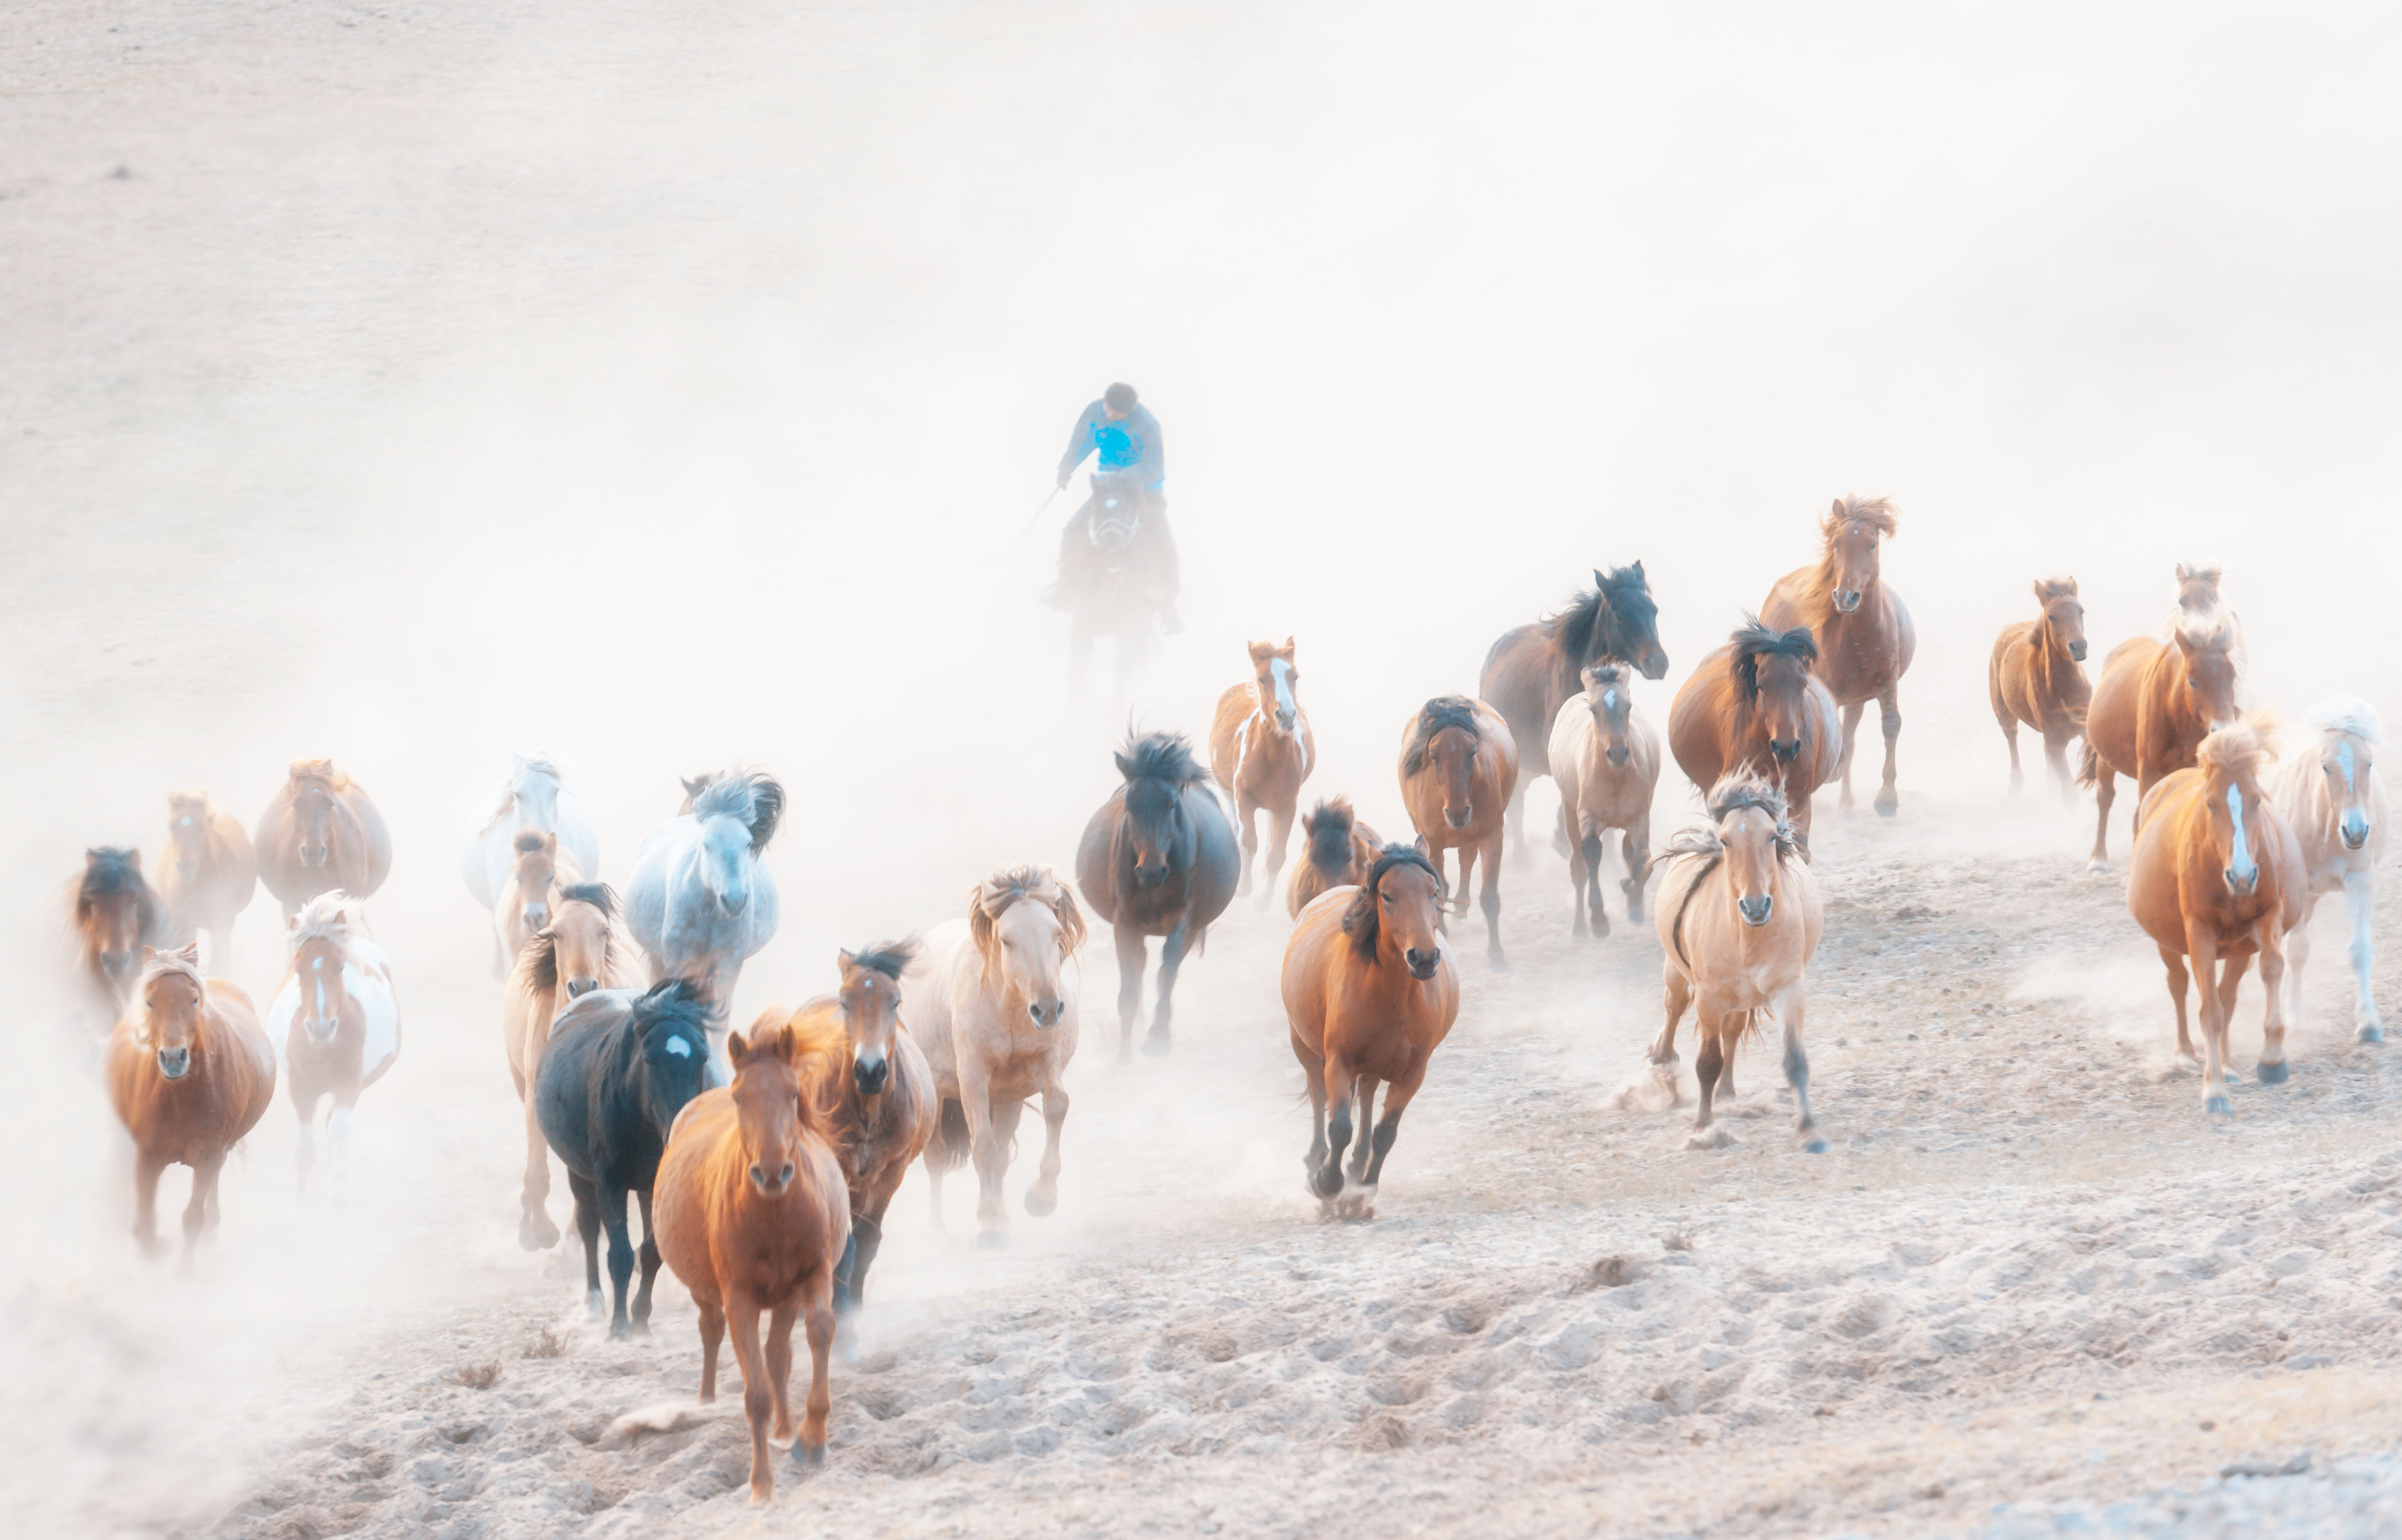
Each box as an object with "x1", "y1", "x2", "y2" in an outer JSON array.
[
  {"x1": 101, "y1": 949, "x2": 135, "y2": 977},
  {"x1": 1738, "y1": 895, "x2": 1773, "y2": 926},
  {"x1": 521, "y1": 905, "x2": 549, "y2": 932},
  {"x1": 156, "y1": 1046, "x2": 190, "y2": 1080},
  {"x1": 1770, "y1": 739, "x2": 1801, "y2": 762},
  {"x1": 175, "y1": 858, "x2": 199, "y2": 881},
  {"x1": 1834, "y1": 591, "x2": 1863, "y2": 613},
  {"x1": 1640, "y1": 649, "x2": 1669, "y2": 681},
  {"x1": 2068, "y1": 640, "x2": 2088, "y2": 662},
  {"x1": 303, "y1": 1014, "x2": 339, "y2": 1044},
  {"x1": 1444, "y1": 806, "x2": 1471, "y2": 829},
  {"x1": 749, "y1": 1161, "x2": 796, "y2": 1196},
  {"x1": 1404, "y1": 947, "x2": 1441, "y2": 980},
  {"x1": 2344, "y1": 816, "x2": 2371, "y2": 851},
  {"x1": 1027, "y1": 997, "x2": 1065, "y2": 1028},
  {"x1": 1605, "y1": 746, "x2": 1630, "y2": 768},
  {"x1": 1276, "y1": 710, "x2": 1296, "y2": 732},
  {"x1": 1135, "y1": 863, "x2": 1168, "y2": 889},
  {"x1": 2223, "y1": 867, "x2": 2258, "y2": 898},
  {"x1": 853, "y1": 1054, "x2": 889, "y2": 1096},
  {"x1": 299, "y1": 845, "x2": 328, "y2": 868},
  {"x1": 566, "y1": 976, "x2": 599, "y2": 998}
]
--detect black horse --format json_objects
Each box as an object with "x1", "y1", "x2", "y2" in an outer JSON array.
[
  {"x1": 535, "y1": 978, "x2": 715, "y2": 1335},
  {"x1": 1074, "y1": 731, "x2": 1240, "y2": 1060}
]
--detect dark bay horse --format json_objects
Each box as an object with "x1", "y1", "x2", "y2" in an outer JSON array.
[
  {"x1": 1479, "y1": 564, "x2": 1669, "y2": 858},
  {"x1": 1760, "y1": 497, "x2": 1916, "y2": 816},
  {"x1": 1988, "y1": 576, "x2": 2091, "y2": 802},
  {"x1": 536, "y1": 978, "x2": 717, "y2": 1334},
  {"x1": 1667, "y1": 620, "x2": 1842, "y2": 858},
  {"x1": 1281, "y1": 842, "x2": 1459, "y2": 1219},
  {"x1": 2079, "y1": 613, "x2": 2242, "y2": 866},
  {"x1": 1397, "y1": 696, "x2": 1519, "y2": 968},
  {"x1": 1286, "y1": 798, "x2": 1382, "y2": 918},
  {"x1": 1208, "y1": 637, "x2": 1316, "y2": 905},
  {"x1": 1075, "y1": 731, "x2": 1239, "y2": 1060},
  {"x1": 256, "y1": 759, "x2": 392, "y2": 918},
  {"x1": 159, "y1": 792, "x2": 256, "y2": 972},
  {"x1": 74, "y1": 847, "x2": 165, "y2": 1016}
]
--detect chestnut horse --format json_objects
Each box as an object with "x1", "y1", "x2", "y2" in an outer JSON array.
[
  {"x1": 1760, "y1": 497, "x2": 1915, "y2": 816},
  {"x1": 1076, "y1": 732, "x2": 1238, "y2": 1060},
  {"x1": 1644, "y1": 772, "x2": 1826, "y2": 1151},
  {"x1": 1479, "y1": 564, "x2": 1669, "y2": 858},
  {"x1": 1988, "y1": 577, "x2": 2091, "y2": 802},
  {"x1": 1397, "y1": 696, "x2": 1519, "y2": 969},
  {"x1": 2268, "y1": 699, "x2": 2388, "y2": 1043},
  {"x1": 2127, "y1": 724, "x2": 2304, "y2": 1114},
  {"x1": 908, "y1": 864, "x2": 1086, "y2": 1244},
  {"x1": 1667, "y1": 620, "x2": 1841, "y2": 858},
  {"x1": 159, "y1": 792, "x2": 256, "y2": 972},
  {"x1": 502, "y1": 882, "x2": 633, "y2": 1249},
  {"x1": 106, "y1": 945, "x2": 276, "y2": 1268},
  {"x1": 267, "y1": 893, "x2": 400, "y2": 1197},
  {"x1": 1208, "y1": 637, "x2": 1316, "y2": 905},
  {"x1": 492, "y1": 829, "x2": 577, "y2": 978},
  {"x1": 1282, "y1": 841, "x2": 1458, "y2": 1219},
  {"x1": 654, "y1": 1018, "x2": 850, "y2": 1501},
  {"x1": 748, "y1": 944, "x2": 935, "y2": 1314},
  {"x1": 73, "y1": 847, "x2": 165, "y2": 1018},
  {"x1": 2078, "y1": 607, "x2": 2242, "y2": 866},
  {"x1": 256, "y1": 760, "x2": 392, "y2": 919},
  {"x1": 1285, "y1": 798, "x2": 1382, "y2": 918},
  {"x1": 1549, "y1": 662, "x2": 1659, "y2": 939}
]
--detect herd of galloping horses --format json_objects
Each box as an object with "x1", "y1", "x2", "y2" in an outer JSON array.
[{"x1": 73, "y1": 494, "x2": 2389, "y2": 1501}]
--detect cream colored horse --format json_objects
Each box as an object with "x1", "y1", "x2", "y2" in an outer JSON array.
[
  {"x1": 1547, "y1": 661, "x2": 1659, "y2": 938},
  {"x1": 902, "y1": 865, "x2": 1085, "y2": 1246},
  {"x1": 2269, "y1": 698, "x2": 2388, "y2": 1042}
]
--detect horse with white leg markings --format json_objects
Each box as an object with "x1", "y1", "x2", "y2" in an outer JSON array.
[
  {"x1": 267, "y1": 892, "x2": 400, "y2": 1198},
  {"x1": 2269, "y1": 698, "x2": 2389, "y2": 1043},
  {"x1": 460, "y1": 751, "x2": 600, "y2": 914}
]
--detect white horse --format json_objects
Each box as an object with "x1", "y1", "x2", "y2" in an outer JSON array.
[
  {"x1": 624, "y1": 771, "x2": 782, "y2": 1035},
  {"x1": 2269, "y1": 698, "x2": 2388, "y2": 1041},
  {"x1": 459, "y1": 752, "x2": 601, "y2": 912}
]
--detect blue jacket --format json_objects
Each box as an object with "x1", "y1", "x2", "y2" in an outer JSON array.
[{"x1": 1057, "y1": 400, "x2": 1164, "y2": 491}]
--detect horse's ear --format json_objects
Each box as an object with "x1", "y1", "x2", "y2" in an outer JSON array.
[
  {"x1": 1593, "y1": 567, "x2": 1611, "y2": 593},
  {"x1": 2031, "y1": 579, "x2": 2049, "y2": 602},
  {"x1": 127, "y1": 850, "x2": 141, "y2": 869},
  {"x1": 2176, "y1": 562, "x2": 2194, "y2": 582},
  {"x1": 837, "y1": 948, "x2": 857, "y2": 977},
  {"x1": 2173, "y1": 629, "x2": 2197, "y2": 656},
  {"x1": 1052, "y1": 881, "x2": 1088, "y2": 956},
  {"x1": 1630, "y1": 559, "x2": 1644, "y2": 579},
  {"x1": 287, "y1": 912, "x2": 301, "y2": 932},
  {"x1": 1413, "y1": 835, "x2": 1430, "y2": 858},
  {"x1": 1113, "y1": 750, "x2": 1136, "y2": 780},
  {"x1": 142, "y1": 945, "x2": 159, "y2": 962},
  {"x1": 1282, "y1": 635, "x2": 1296, "y2": 654},
  {"x1": 726, "y1": 1030, "x2": 752, "y2": 1066},
  {"x1": 175, "y1": 942, "x2": 200, "y2": 965}
]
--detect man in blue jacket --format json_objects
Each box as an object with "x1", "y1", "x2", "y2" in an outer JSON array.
[{"x1": 1049, "y1": 381, "x2": 1180, "y2": 632}]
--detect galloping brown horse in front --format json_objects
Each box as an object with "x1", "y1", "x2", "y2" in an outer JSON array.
[
  {"x1": 2079, "y1": 606, "x2": 2242, "y2": 866},
  {"x1": 1397, "y1": 697, "x2": 1519, "y2": 968},
  {"x1": 1667, "y1": 621, "x2": 1842, "y2": 857},
  {"x1": 1285, "y1": 798, "x2": 1382, "y2": 918},
  {"x1": 1760, "y1": 497, "x2": 1916, "y2": 816},
  {"x1": 256, "y1": 759, "x2": 393, "y2": 918},
  {"x1": 1208, "y1": 637, "x2": 1316, "y2": 905},
  {"x1": 1988, "y1": 576, "x2": 2091, "y2": 802}
]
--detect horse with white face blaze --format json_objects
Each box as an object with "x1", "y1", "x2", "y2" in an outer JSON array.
[
  {"x1": 1285, "y1": 798, "x2": 1383, "y2": 919},
  {"x1": 1548, "y1": 662, "x2": 1661, "y2": 938},
  {"x1": 626, "y1": 770, "x2": 783, "y2": 1031},
  {"x1": 1076, "y1": 733, "x2": 1238, "y2": 1060},
  {"x1": 2269, "y1": 699, "x2": 2389, "y2": 1043},
  {"x1": 1667, "y1": 619, "x2": 1842, "y2": 859},
  {"x1": 459, "y1": 751, "x2": 601, "y2": 913},
  {"x1": 256, "y1": 759, "x2": 392, "y2": 919},
  {"x1": 266, "y1": 893, "x2": 400, "y2": 1198},
  {"x1": 2127, "y1": 724, "x2": 2304, "y2": 1113},
  {"x1": 1397, "y1": 696, "x2": 1519, "y2": 969},
  {"x1": 72, "y1": 847, "x2": 165, "y2": 1021},
  {"x1": 157, "y1": 792, "x2": 257, "y2": 973},
  {"x1": 1760, "y1": 496, "x2": 1916, "y2": 817},
  {"x1": 2079, "y1": 568, "x2": 2245, "y2": 867},
  {"x1": 1646, "y1": 773, "x2": 1827, "y2": 1152},
  {"x1": 1209, "y1": 637, "x2": 1316, "y2": 906},
  {"x1": 492, "y1": 829, "x2": 578, "y2": 979},
  {"x1": 1988, "y1": 577, "x2": 2092, "y2": 802},
  {"x1": 1281, "y1": 842, "x2": 1459, "y2": 1220},
  {"x1": 907, "y1": 866, "x2": 1086, "y2": 1244},
  {"x1": 502, "y1": 882, "x2": 633, "y2": 1249}
]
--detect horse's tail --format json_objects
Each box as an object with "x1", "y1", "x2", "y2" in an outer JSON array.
[
  {"x1": 2075, "y1": 738, "x2": 2100, "y2": 789},
  {"x1": 924, "y1": 1095, "x2": 971, "y2": 1174}
]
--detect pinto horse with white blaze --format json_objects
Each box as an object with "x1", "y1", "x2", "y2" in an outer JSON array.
[
  {"x1": 158, "y1": 792, "x2": 256, "y2": 973},
  {"x1": 1397, "y1": 696, "x2": 1519, "y2": 969},
  {"x1": 459, "y1": 751, "x2": 600, "y2": 913},
  {"x1": 627, "y1": 770, "x2": 783, "y2": 1023},
  {"x1": 1209, "y1": 637, "x2": 1316, "y2": 905},
  {"x1": 2269, "y1": 699, "x2": 2389, "y2": 1043},
  {"x1": 1076, "y1": 733, "x2": 1237, "y2": 1060},
  {"x1": 502, "y1": 882, "x2": 634, "y2": 1249},
  {"x1": 267, "y1": 892, "x2": 400, "y2": 1197},
  {"x1": 1549, "y1": 662, "x2": 1659, "y2": 938},
  {"x1": 1760, "y1": 497, "x2": 1915, "y2": 817},
  {"x1": 256, "y1": 759, "x2": 391, "y2": 919}
]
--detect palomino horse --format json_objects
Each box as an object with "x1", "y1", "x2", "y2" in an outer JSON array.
[
  {"x1": 2078, "y1": 606, "x2": 2242, "y2": 866},
  {"x1": 1282, "y1": 841, "x2": 1458, "y2": 1219},
  {"x1": 1644, "y1": 772, "x2": 1827, "y2": 1151},
  {"x1": 1067, "y1": 469, "x2": 1162, "y2": 701},
  {"x1": 502, "y1": 882, "x2": 633, "y2": 1249},
  {"x1": 1397, "y1": 696, "x2": 1519, "y2": 968},
  {"x1": 536, "y1": 978, "x2": 717, "y2": 1333},
  {"x1": 492, "y1": 830, "x2": 577, "y2": 978},
  {"x1": 158, "y1": 792, "x2": 256, "y2": 972},
  {"x1": 1075, "y1": 732, "x2": 1238, "y2": 1059},
  {"x1": 653, "y1": 1017, "x2": 849, "y2": 1501},
  {"x1": 73, "y1": 847, "x2": 165, "y2": 1016},
  {"x1": 1549, "y1": 662, "x2": 1660, "y2": 939},
  {"x1": 907, "y1": 865, "x2": 1086, "y2": 1244},
  {"x1": 2268, "y1": 699, "x2": 2389, "y2": 1042},
  {"x1": 107, "y1": 945, "x2": 276, "y2": 1268},
  {"x1": 748, "y1": 945, "x2": 934, "y2": 1315},
  {"x1": 627, "y1": 770, "x2": 783, "y2": 1019},
  {"x1": 1759, "y1": 496, "x2": 1916, "y2": 816},
  {"x1": 1208, "y1": 637, "x2": 1316, "y2": 905},
  {"x1": 266, "y1": 893, "x2": 400, "y2": 1197},
  {"x1": 1667, "y1": 620, "x2": 1842, "y2": 858},
  {"x1": 1480, "y1": 564, "x2": 1669, "y2": 859},
  {"x1": 459, "y1": 752, "x2": 600, "y2": 912},
  {"x1": 1988, "y1": 577, "x2": 2091, "y2": 802},
  {"x1": 2127, "y1": 724, "x2": 2304, "y2": 1114},
  {"x1": 256, "y1": 760, "x2": 392, "y2": 919},
  {"x1": 1286, "y1": 798, "x2": 1382, "y2": 918}
]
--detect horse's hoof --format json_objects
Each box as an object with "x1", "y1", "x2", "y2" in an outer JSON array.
[
  {"x1": 585, "y1": 1293, "x2": 605, "y2": 1321},
  {"x1": 1874, "y1": 798, "x2": 1898, "y2": 818},
  {"x1": 1140, "y1": 1031, "x2": 1172, "y2": 1058},
  {"x1": 792, "y1": 1440, "x2": 825, "y2": 1469},
  {"x1": 2359, "y1": 1023, "x2": 2386, "y2": 1045},
  {"x1": 1685, "y1": 1127, "x2": 1738, "y2": 1151},
  {"x1": 2086, "y1": 859, "x2": 2110, "y2": 874},
  {"x1": 1024, "y1": 1186, "x2": 1058, "y2": 1217},
  {"x1": 768, "y1": 1428, "x2": 798, "y2": 1451},
  {"x1": 1488, "y1": 955, "x2": 1512, "y2": 973},
  {"x1": 2256, "y1": 1059, "x2": 2290, "y2": 1085},
  {"x1": 1799, "y1": 1135, "x2": 1828, "y2": 1154},
  {"x1": 2204, "y1": 1095, "x2": 2232, "y2": 1116},
  {"x1": 519, "y1": 1221, "x2": 559, "y2": 1252},
  {"x1": 975, "y1": 1230, "x2": 1009, "y2": 1250},
  {"x1": 1309, "y1": 1167, "x2": 1344, "y2": 1200}
]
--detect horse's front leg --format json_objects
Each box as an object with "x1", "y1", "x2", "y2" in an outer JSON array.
[
  {"x1": 632, "y1": 1187, "x2": 663, "y2": 1328},
  {"x1": 1687, "y1": 1001, "x2": 1738, "y2": 1150},
  {"x1": 2090, "y1": 765, "x2": 2117, "y2": 869},
  {"x1": 764, "y1": 1299, "x2": 798, "y2": 1448},
  {"x1": 1874, "y1": 685, "x2": 1901, "y2": 817},
  {"x1": 1146, "y1": 918, "x2": 1195, "y2": 1055},
  {"x1": 1836, "y1": 701, "x2": 1864, "y2": 811},
  {"x1": 1647, "y1": 961, "x2": 1690, "y2": 1071},
  {"x1": 568, "y1": 1170, "x2": 603, "y2": 1317},
  {"x1": 2285, "y1": 893, "x2": 2318, "y2": 1033},
  {"x1": 724, "y1": 1294, "x2": 775, "y2": 1503},
  {"x1": 1478, "y1": 831, "x2": 1507, "y2": 971},
  {"x1": 1620, "y1": 812, "x2": 1650, "y2": 922},
  {"x1": 328, "y1": 1098, "x2": 355, "y2": 1202},
  {"x1": 1259, "y1": 799, "x2": 1296, "y2": 910},
  {"x1": 292, "y1": 1086, "x2": 321, "y2": 1198},
  {"x1": 956, "y1": 1061, "x2": 1008, "y2": 1246},
  {"x1": 798, "y1": 1270, "x2": 837, "y2": 1466},
  {"x1": 180, "y1": 1152, "x2": 226, "y2": 1273},
  {"x1": 2253, "y1": 925, "x2": 2289, "y2": 1084},
  {"x1": 1777, "y1": 986, "x2": 1826, "y2": 1153},
  {"x1": 1025, "y1": 1055, "x2": 1070, "y2": 1217},
  {"x1": 520, "y1": 1030, "x2": 560, "y2": 1249},
  {"x1": 2042, "y1": 727, "x2": 2075, "y2": 807},
  {"x1": 1298, "y1": 1039, "x2": 1330, "y2": 1188},
  {"x1": 2159, "y1": 943, "x2": 2198, "y2": 1072},
  {"x1": 1235, "y1": 795, "x2": 1260, "y2": 897},
  {"x1": 2345, "y1": 869, "x2": 2383, "y2": 1042},
  {"x1": 1314, "y1": 1057, "x2": 1356, "y2": 1203},
  {"x1": 2001, "y1": 714, "x2": 2024, "y2": 795},
  {"x1": 1114, "y1": 924, "x2": 1146, "y2": 1063},
  {"x1": 132, "y1": 1150, "x2": 168, "y2": 1258},
  {"x1": 2188, "y1": 928, "x2": 2231, "y2": 1115},
  {"x1": 1567, "y1": 811, "x2": 1593, "y2": 939},
  {"x1": 1338, "y1": 1073, "x2": 1381, "y2": 1219},
  {"x1": 599, "y1": 1178, "x2": 639, "y2": 1335}
]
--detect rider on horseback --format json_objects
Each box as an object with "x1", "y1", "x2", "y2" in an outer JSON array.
[{"x1": 1048, "y1": 381, "x2": 1181, "y2": 633}]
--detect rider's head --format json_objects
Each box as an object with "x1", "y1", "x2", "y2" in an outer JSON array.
[{"x1": 1102, "y1": 382, "x2": 1138, "y2": 420}]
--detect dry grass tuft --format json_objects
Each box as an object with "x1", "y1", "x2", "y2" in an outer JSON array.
[{"x1": 452, "y1": 1360, "x2": 504, "y2": 1390}]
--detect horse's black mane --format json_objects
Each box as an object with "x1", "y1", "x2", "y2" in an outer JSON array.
[
  {"x1": 1116, "y1": 730, "x2": 1209, "y2": 787},
  {"x1": 559, "y1": 881, "x2": 616, "y2": 917},
  {"x1": 1402, "y1": 697, "x2": 1483, "y2": 777},
  {"x1": 632, "y1": 977, "x2": 720, "y2": 1040},
  {"x1": 847, "y1": 939, "x2": 918, "y2": 981},
  {"x1": 690, "y1": 770, "x2": 786, "y2": 854},
  {"x1": 1729, "y1": 615, "x2": 1818, "y2": 699},
  {"x1": 1302, "y1": 798, "x2": 1357, "y2": 876},
  {"x1": 1544, "y1": 562, "x2": 1657, "y2": 665},
  {"x1": 81, "y1": 847, "x2": 150, "y2": 900},
  {"x1": 1341, "y1": 843, "x2": 1445, "y2": 959},
  {"x1": 1662, "y1": 772, "x2": 1800, "y2": 864}
]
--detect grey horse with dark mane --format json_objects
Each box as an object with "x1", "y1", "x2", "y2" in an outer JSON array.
[{"x1": 626, "y1": 771, "x2": 784, "y2": 1034}]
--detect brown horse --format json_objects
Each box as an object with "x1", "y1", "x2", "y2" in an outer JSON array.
[
  {"x1": 1760, "y1": 496, "x2": 1916, "y2": 816},
  {"x1": 1667, "y1": 620, "x2": 1842, "y2": 857},
  {"x1": 749, "y1": 944, "x2": 935, "y2": 1314},
  {"x1": 492, "y1": 829, "x2": 576, "y2": 978},
  {"x1": 73, "y1": 847, "x2": 165, "y2": 1019},
  {"x1": 1285, "y1": 798, "x2": 1382, "y2": 918},
  {"x1": 256, "y1": 759, "x2": 393, "y2": 918},
  {"x1": 159, "y1": 792, "x2": 256, "y2": 972},
  {"x1": 1549, "y1": 661, "x2": 1660, "y2": 938},
  {"x1": 106, "y1": 945, "x2": 276, "y2": 1268},
  {"x1": 1988, "y1": 577, "x2": 2091, "y2": 802},
  {"x1": 1479, "y1": 564, "x2": 1669, "y2": 859},
  {"x1": 653, "y1": 1018, "x2": 850, "y2": 1502},
  {"x1": 2078, "y1": 607, "x2": 2243, "y2": 866},
  {"x1": 1397, "y1": 696, "x2": 1519, "y2": 969},
  {"x1": 1644, "y1": 772, "x2": 1827, "y2": 1151},
  {"x1": 267, "y1": 893, "x2": 400, "y2": 1197},
  {"x1": 2126, "y1": 724, "x2": 2304, "y2": 1114},
  {"x1": 1282, "y1": 841, "x2": 1459, "y2": 1219},
  {"x1": 1208, "y1": 637, "x2": 1316, "y2": 906},
  {"x1": 502, "y1": 882, "x2": 632, "y2": 1249}
]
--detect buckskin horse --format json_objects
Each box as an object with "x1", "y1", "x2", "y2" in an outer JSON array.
[
  {"x1": 1667, "y1": 619, "x2": 1841, "y2": 858},
  {"x1": 1760, "y1": 496, "x2": 1915, "y2": 817}
]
